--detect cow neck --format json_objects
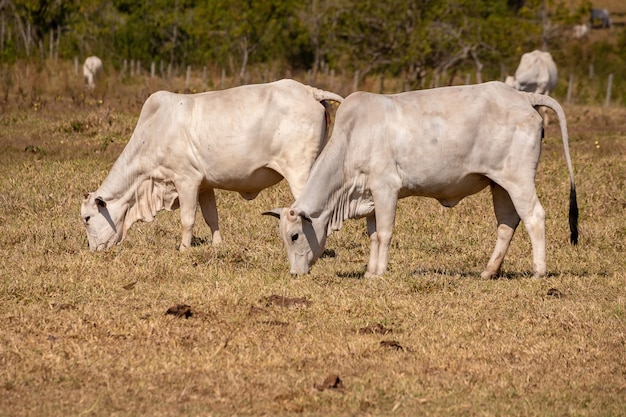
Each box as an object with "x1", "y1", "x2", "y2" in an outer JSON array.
[
  {"x1": 100, "y1": 138, "x2": 146, "y2": 202},
  {"x1": 294, "y1": 135, "x2": 363, "y2": 236},
  {"x1": 98, "y1": 135, "x2": 155, "y2": 230}
]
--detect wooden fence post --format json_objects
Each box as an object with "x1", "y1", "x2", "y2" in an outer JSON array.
[
  {"x1": 1, "y1": 11, "x2": 5, "y2": 53},
  {"x1": 55, "y1": 27, "x2": 60, "y2": 62},
  {"x1": 605, "y1": 73, "x2": 613, "y2": 107},
  {"x1": 185, "y1": 65, "x2": 191, "y2": 90},
  {"x1": 49, "y1": 29, "x2": 53, "y2": 60},
  {"x1": 353, "y1": 70, "x2": 359, "y2": 92}
]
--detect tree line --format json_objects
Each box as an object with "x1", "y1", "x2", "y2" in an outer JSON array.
[{"x1": 1, "y1": 0, "x2": 624, "y2": 92}]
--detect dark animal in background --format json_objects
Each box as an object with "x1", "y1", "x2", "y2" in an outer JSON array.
[{"x1": 590, "y1": 8, "x2": 612, "y2": 29}]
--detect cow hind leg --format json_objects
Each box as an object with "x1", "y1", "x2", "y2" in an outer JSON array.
[
  {"x1": 482, "y1": 184, "x2": 521, "y2": 279},
  {"x1": 199, "y1": 188, "x2": 222, "y2": 245},
  {"x1": 493, "y1": 182, "x2": 546, "y2": 278},
  {"x1": 522, "y1": 196, "x2": 547, "y2": 278}
]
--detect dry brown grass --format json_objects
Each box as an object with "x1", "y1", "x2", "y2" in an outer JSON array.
[{"x1": 1, "y1": 61, "x2": 625, "y2": 417}]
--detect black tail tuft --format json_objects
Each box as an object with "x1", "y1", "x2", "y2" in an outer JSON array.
[{"x1": 569, "y1": 186, "x2": 579, "y2": 245}]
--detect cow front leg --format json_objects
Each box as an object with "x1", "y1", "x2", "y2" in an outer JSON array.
[
  {"x1": 178, "y1": 187, "x2": 199, "y2": 251},
  {"x1": 199, "y1": 188, "x2": 222, "y2": 245},
  {"x1": 365, "y1": 193, "x2": 398, "y2": 277},
  {"x1": 482, "y1": 184, "x2": 520, "y2": 279},
  {"x1": 365, "y1": 214, "x2": 378, "y2": 277}
]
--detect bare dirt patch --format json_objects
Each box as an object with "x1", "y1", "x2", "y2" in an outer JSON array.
[{"x1": 165, "y1": 304, "x2": 194, "y2": 318}]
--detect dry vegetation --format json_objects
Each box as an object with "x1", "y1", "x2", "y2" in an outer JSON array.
[{"x1": 1, "y1": 62, "x2": 625, "y2": 417}]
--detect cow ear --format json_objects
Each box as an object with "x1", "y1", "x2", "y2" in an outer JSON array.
[
  {"x1": 95, "y1": 196, "x2": 107, "y2": 208},
  {"x1": 262, "y1": 209, "x2": 282, "y2": 219}
]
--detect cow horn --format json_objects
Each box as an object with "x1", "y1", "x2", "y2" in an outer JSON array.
[{"x1": 262, "y1": 209, "x2": 282, "y2": 219}]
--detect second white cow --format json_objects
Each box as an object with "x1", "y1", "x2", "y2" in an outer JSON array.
[
  {"x1": 83, "y1": 56, "x2": 103, "y2": 90},
  {"x1": 506, "y1": 50, "x2": 557, "y2": 125},
  {"x1": 505, "y1": 50, "x2": 557, "y2": 94},
  {"x1": 266, "y1": 82, "x2": 578, "y2": 279},
  {"x1": 81, "y1": 79, "x2": 343, "y2": 251}
]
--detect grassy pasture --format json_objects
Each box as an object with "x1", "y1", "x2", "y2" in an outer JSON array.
[{"x1": 1, "y1": 64, "x2": 625, "y2": 417}]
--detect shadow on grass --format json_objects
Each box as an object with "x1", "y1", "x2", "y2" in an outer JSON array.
[
  {"x1": 335, "y1": 270, "x2": 366, "y2": 279},
  {"x1": 412, "y1": 268, "x2": 476, "y2": 278},
  {"x1": 297, "y1": 268, "x2": 596, "y2": 282},
  {"x1": 411, "y1": 268, "x2": 546, "y2": 280},
  {"x1": 191, "y1": 236, "x2": 210, "y2": 247}
]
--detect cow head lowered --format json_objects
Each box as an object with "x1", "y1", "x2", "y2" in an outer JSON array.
[
  {"x1": 81, "y1": 178, "x2": 180, "y2": 251},
  {"x1": 81, "y1": 193, "x2": 124, "y2": 251},
  {"x1": 263, "y1": 208, "x2": 327, "y2": 275}
]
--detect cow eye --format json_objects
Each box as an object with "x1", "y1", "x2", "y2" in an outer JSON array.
[
  {"x1": 84, "y1": 216, "x2": 90, "y2": 224},
  {"x1": 291, "y1": 233, "x2": 299, "y2": 242}
]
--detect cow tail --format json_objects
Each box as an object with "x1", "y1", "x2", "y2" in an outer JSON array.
[
  {"x1": 307, "y1": 87, "x2": 344, "y2": 145},
  {"x1": 522, "y1": 93, "x2": 579, "y2": 245},
  {"x1": 308, "y1": 87, "x2": 344, "y2": 105}
]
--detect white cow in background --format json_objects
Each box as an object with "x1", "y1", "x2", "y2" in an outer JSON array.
[
  {"x1": 572, "y1": 24, "x2": 590, "y2": 40},
  {"x1": 505, "y1": 50, "x2": 557, "y2": 124},
  {"x1": 83, "y1": 56, "x2": 102, "y2": 90},
  {"x1": 266, "y1": 82, "x2": 578, "y2": 279},
  {"x1": 81, "y1": 79, "x2": 343, "y2": 251}
]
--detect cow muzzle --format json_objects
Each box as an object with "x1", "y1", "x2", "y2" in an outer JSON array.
[{"x1": 289, "y1": 252, "x2": 311, "y2": 275}]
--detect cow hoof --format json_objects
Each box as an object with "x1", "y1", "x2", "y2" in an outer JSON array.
[
  {"x1": 211, "y1": 232, "x2": 223, "y2": 246},
  {"x1": 364, "y1": 271, "x2": 380, "y2": 279},
  {"x1": 532, "y1": 272, "x2": 547, "y2": 279},
  {"x1": 480, "y1": 270, "x2": 497, "y2": 280}
]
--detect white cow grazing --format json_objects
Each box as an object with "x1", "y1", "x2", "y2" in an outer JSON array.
[
  {"x1": 572, "y1": 24, "x2": 590, "y2": 39},
  {"x1": 81, "y1": 79, "x2": 343, "y2": 251},
  {"x1": 265, "y1": 82, "x2": 578, "y2": 279},
  {"x1": 505, "y1": 50, "x2": 557, "y2": 95},
  {"x1": 505, "y1": 50, "x2": 557, "y2": 125},
  {"x1": 83, "y1": 56, "x2": 103, "y2": 90}
]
